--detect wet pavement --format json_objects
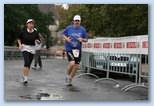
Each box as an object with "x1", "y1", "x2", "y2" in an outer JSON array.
[{"x1": 4, "y1": 58, "x2": 148, "y2": 101}]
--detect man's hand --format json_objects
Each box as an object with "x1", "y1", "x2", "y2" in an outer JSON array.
[
  {"x1": 65, "y1": 37, "x2": 71, "y2": 43},
  {"x1": 78, "y1": 37, "x2": 88, "y2": 43},
  {"x1": 78, "y1": 37, "x2": 83, "y2": 43}
]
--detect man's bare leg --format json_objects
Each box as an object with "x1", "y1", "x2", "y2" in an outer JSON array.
[
  {"x1": 67, "y1": 61, "x2": 75, "y2": 75},
  {"x1": 65, "y1": 61, "x2": 76, "y2": 85},
  {"x1": 70, "y1": 64, "x2": 79, "y2": 80}
]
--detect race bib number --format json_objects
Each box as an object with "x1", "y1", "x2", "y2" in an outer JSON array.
[{"x1": 72, "y1": 49, "x2": 80, "y2": 58}]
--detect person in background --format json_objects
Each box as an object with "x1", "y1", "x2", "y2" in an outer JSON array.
[{"x1": 32, "y1": 33, "x2": 44, "y2": 70}]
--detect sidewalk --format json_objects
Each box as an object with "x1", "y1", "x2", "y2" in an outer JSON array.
[{"x1": 4, "y1": 59, "x2": 148, "y2": 101}]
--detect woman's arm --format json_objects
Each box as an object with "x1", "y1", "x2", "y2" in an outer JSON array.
[
  {"x1": 17, "y1": 39, "x2": 23, "y2": 50},
  {"x1": 35, "y1": 32, "x2": 41, "y2": 44}
]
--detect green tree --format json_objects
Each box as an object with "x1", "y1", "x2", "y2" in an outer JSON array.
[
  {"x1": 4, "y1": 4, "x2": 54, "y2": 46},
  {"x1": 58, "y1": 4, "x2": 148, "y2": 37}
]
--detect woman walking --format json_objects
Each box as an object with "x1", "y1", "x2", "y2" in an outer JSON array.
[{"x1": 17, "y1": 19, "x2": 40, "y2": 86}]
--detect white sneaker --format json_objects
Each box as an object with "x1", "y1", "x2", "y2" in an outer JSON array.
[
  {"x1": 32, "y1": 66, "x2": 37, "y2": 70},
  {"x1": 23, "y1": 76, "x2": 28, "y2": 86},
  {"x1": 65, "y1": 76, "x2": 72, "y2": 86}
]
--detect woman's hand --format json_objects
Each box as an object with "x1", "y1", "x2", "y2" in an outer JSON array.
[
  {"x1": 35, "y1": 40, "x2": 41, "y2": 44},
  {"x1": 17, "y1": 39, "x2": 23, "y2": 50},
  {"x1": 18, "y1": 44, "x2": 23, "y2": 50}
]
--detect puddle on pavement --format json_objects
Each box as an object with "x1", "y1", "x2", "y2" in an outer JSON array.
[
  {"x1": 36, "y1": 93, "x2": 50, "y2": 100},
  {"x1": 19, "y1": 92, "x2": 63, "y2": 100},
  {"x1": 40, "y1": 93, "x2": 63, "y2": 100},
  {"x1": 19, "y1": 95, "x2": 33, "y2": 100}
]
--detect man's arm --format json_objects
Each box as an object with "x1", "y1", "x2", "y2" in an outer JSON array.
[
  {"x1": 63, "y1": 35, "x2": 71, "y2": 43},
  {"x1": 82, "y1": 38, "x2": 88, "y2": 42},
  {"x1": 78, "y1": 27, "x2": 88, "y2": 43},
  {"x1": 78, "y1": 37, "x2": 87, "y2": 43}
]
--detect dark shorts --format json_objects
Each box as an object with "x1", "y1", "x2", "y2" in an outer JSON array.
[
  {"x1": 66, "y1": 50, "x2": 81, "y2": 64},
  {"x1": 22, "y1": 51, "x2": 34, "y2": 68}
]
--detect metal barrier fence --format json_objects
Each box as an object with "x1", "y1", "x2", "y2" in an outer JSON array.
[
  {"x1": 122, "y1": 54, "x2": 149, "y2": 91},
  {"x1": 4, "y1": 48, "x2": 51, "y2": 60},
  {"x1": 4, "y1": 48, "x2": 23, "y2": 60},
  {"x1": 79, "y1": 51, "x2": 149, "y2": 91}
]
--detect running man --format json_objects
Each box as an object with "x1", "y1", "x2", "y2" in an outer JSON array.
[
  {"x1": 63, "y1": 15, "x2": 88, "y2": 86},
  {"x1": 17, "y1": 19, "x2": 41, "y2": 86}
]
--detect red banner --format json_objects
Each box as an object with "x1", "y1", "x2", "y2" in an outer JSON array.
[
  {"x1": 114, "y1": 42, "x2": 122, "y2": 48},
  {"x1": 127, "y1": 42, "x2": 137, "y2": 48},
  {"x1": 103, "y1": 43, "x2": 111, "y2": 48},
  {"x1": 94, "y1": 43, "x2": 101, "y2": 48},
  {"x1": 142, "y1": 41, "x2": 148, "y2": 48}
]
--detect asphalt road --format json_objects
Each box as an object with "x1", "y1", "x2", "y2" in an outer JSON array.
[{"x1": 4, "y1": 58, "x2": 148, "y2": 101}]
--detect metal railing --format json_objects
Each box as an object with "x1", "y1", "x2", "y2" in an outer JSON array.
[
  {"x1": 4, "y1": 47, "x2": 51, "y2": 60},
  {"x1": 4, "y1": 48, "x2": 23, "y2": 60},
  {"x1": 122, "y1": 54, "x2": 149, "y2": 91},
  {"x1": 79, "y1": 51, "x2": 149, "y2": 91}
]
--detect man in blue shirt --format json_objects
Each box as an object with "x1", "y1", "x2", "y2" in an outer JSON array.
[{"x1": 63, "y1": 15, "x2": 88, "y2": 86}]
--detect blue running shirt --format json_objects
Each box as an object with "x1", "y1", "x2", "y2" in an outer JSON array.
[{"x1": 63, "y1": 25, "x2": 88, "y2": 52}]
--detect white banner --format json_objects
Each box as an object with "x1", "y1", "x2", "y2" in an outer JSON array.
[{"x1": 82, "y1": 35, "x2": 148, "y2": 54}]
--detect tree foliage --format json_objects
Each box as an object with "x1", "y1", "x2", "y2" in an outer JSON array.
[
  {"x1": 59, "y1": 4, "x2": 148, "y2": 37},
  {"x1": 4, "y1": 4, "x2": 54, "y2": 46}
]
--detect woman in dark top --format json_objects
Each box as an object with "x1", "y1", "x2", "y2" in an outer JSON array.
[{"x1": 17, "y1": 19, "x2": 40, "y2": 86}]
